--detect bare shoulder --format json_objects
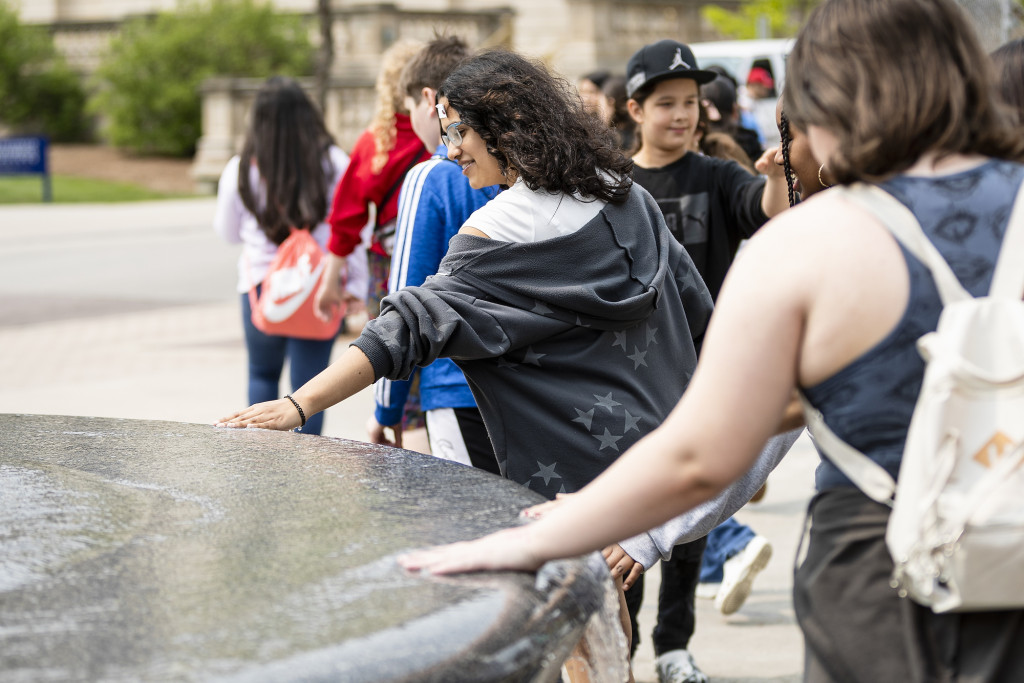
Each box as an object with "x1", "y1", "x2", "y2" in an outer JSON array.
[
  {"x1": 743, "y1": 189, "x2": 890, "y2": 265},
  {"x1": 459, "y1": 226, "x2": 491, "y2": 238}
]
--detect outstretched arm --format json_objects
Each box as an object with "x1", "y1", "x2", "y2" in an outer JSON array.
[
  {"x1": 400, "y1": 211, "x2": 813, "y2": 575},
  {"x1": 216, "y1": 345, "x2": 376, "y2": 430},
  {"x1": 757, "y1": 146, "x2": 790, "y2": 218}
]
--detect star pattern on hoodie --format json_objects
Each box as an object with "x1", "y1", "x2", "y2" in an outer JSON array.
[
  {"x1": 627, "y1": 346, "x2": 648, "y2": 370},
  {"x1": 532, "y1": 301, "x2": 553, "y2": 315},
  {"x1": 377, "y1": 325, "x2": 400, "y2": 347},
  {"x1": 496, "y1": 357, "x2": 519, "y2": 371},
  {"x1": 572, "y1": 407, "x2": 595, "y2": 430},
  {"x1": 522, "y1": 347, "x2": 546, "y2": 366},
  {"x1": 592, "y1": 428, "x2": 624, "y2": 451},
  {"x1": 532, "y1": 461, "x2": 561, "y2": 486},
  {"x1": 593, "y1": 392, "x2": 622, "y2": 412},
  {"x1": 605, "y1": 320, "x2": 662, "y2": 374}
]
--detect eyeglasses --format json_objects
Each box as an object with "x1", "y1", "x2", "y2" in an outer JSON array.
[{"x1": 440, "y1": 120, "x2": 464, "y2": 149}]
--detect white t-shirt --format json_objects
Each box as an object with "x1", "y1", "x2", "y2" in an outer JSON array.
[{"x1": 464, "y1": 178, "x2": 606, "y2": 243}]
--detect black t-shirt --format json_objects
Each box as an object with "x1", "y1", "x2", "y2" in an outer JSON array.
[{"x1": 632, "y1": 152, "x2": 768, "y2": 300}]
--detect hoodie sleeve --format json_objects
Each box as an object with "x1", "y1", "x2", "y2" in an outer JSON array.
[
  {"x1": 352, "y1": 275, "x2": 570, "y2": 382},
  {"x1": 373, "y1": 162, "x2": 448, "y2": 426},
  {"x1": 620, "y1": 428, "x2": 803, "y2": 566}
]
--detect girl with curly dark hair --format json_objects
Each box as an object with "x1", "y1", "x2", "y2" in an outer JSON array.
[
  {"x1": 220, "y1": 54, "x2": 782, "y2": 665},
  {"x1": 435, "y1": 50, "x2": 633, "y2": 208}
]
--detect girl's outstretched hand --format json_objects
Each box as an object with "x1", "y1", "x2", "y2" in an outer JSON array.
[
  {"x1": 216, "y1": 398, "x2": 302, "y2": 431},
  {"x1": 398, "y1": 525, "x2": 544, "y2": 575}
]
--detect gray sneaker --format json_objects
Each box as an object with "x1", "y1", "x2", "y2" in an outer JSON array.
[{"x1": 656, "y1": 649, "x2": 709, "y2": 683}]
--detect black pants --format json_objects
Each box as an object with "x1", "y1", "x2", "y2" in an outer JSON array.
[
  {"x1": 624, "y1": 536, "x2": 707, "y2": 658},
  {"x1": 796, "y1": 487, "x2": 1024, "y2": 683}
]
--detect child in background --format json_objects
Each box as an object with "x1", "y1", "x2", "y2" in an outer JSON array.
[
  {"x1": 622, "y1": 38, "x2": 792, "y2": 683},
  {"x1": 213, "y1": 76, "x2": 354, "y2": 436},
  {"x1": 315, "y1": 40, "x2": 431, "y2": 323}
]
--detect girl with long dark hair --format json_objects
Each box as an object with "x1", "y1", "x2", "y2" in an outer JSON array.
[{"x1": 214, "y1": 76, "x2": 356, "y2": 435}]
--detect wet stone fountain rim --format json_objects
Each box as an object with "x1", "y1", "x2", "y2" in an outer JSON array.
[{"x1": 0, "y1": 414, "x2": 622, "y2": 682}]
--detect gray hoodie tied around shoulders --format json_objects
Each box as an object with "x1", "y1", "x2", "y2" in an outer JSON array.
[{"x1": 353, "y1": 183, "x2": 797, "y2": 568}]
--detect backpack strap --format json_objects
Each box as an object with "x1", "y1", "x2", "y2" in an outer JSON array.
[
  {"x1": 798, "y1": 392, "x2": 896, "y2": 505},
  {"x1": 838, "y1": 184, "x2": 970, "y2": 306},
  {"x1": 989, "y1": 179, "x2": 1024, "y2": 300}
]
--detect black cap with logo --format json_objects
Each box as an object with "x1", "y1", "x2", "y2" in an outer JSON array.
[{"x1": 625, "y1": 39, "x2": 718, "y2": 98}]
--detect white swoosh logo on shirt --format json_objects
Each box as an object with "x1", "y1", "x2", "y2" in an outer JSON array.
[{"x1": 261, "y1": 260, "x2": 324, "y2": 323}]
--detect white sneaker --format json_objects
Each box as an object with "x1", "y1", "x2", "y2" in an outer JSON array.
[
  {"x1": 714, "y1": 535, "x2": 772, "y2": 615},
  {"x1": 695, "y1": 581, "x2": 720, "y2": 599},
  {"x1": 656, "y1": 649, "x2": 709, "y2": 683}
]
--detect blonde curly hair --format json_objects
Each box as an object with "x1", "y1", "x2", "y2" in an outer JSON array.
[{"x1": 370, "y1": 39, "x2": 424, "y2": 174}]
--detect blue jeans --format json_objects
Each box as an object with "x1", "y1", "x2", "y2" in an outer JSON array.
[
  {"x1": 699, "y1": 516, "x2": 756, "y2": 583},
  {"x1": 240, "y1": 293, "x2": 335, "y2": 435}
]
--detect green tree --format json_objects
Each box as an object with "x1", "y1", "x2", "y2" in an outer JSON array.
[
  {"x1": 0, "y1": 1, "x2": 88, "y2": 141},
  {"x1": 701, "y1": 0, "x2": 821, "y2": 40},
  {"x1": 91, "y1": 0, "x2": 312, "y2": 157}
]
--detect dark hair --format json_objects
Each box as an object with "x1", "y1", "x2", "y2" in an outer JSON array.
[
  {"x1": 438, "y1": 50, "x2": 633, "y2": 203},
  {"x1": 602, "y1": 74, "x2": 630, "y2": 128},
  {"x1": 785, "y1": 0, "x2": 1024, "y2": 184},
  {"x1": 400, "y1": 34, "x2": 471, "y2": 98},
  {"x1": 778, "y1": 110, "x2": 797, "y2": 208},
  {"x1": 601, "y1": 74, "x2": 635, "y2": 151},
  {"x1": 238, "y1": 76, "x2": 336, "y2": 245},
  {"x1": 705, "y1": 64, "x2": 738, "y2": 89},
  {"x1": 701, "y1": 77, "x2": 737, "y2": 118},
  {"x1": 581, "y1": 70, "x2": 611, "y2": 89},
  {"x1": 991, "y1": 38, "x2": 1024, "y2": 125}
]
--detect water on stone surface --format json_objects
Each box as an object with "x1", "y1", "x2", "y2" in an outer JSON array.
[{"x1": 0, "y1": 414, "x2": 621, "y2": 682}]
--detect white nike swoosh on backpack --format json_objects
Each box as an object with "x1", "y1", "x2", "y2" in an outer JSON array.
[{"x1": 261, "y1": 261, "x2": 325, "y2": 323}]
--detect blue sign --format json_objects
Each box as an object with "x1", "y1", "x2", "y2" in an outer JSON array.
[{"x1": 0, "y1": 136, "x2": 52, "y2": 201}]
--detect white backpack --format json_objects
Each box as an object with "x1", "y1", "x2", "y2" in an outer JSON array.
[{"x1": 800, "y1": 182, "x2": 1024, "y2": 613}]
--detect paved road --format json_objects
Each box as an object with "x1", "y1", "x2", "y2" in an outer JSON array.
[{"x1": 0, "y1": 198, "x2": 815, "y2": 682}]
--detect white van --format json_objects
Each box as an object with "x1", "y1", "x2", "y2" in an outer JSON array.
[
  {"x1": 690, "y1": 38, "x2": 795, "y2": 93},
  {"x1": 691, "y1": 38, "x2": 795, "y2": 147}
]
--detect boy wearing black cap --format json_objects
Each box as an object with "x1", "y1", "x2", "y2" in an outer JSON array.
[{"x1": 622, "y1": 39, "x2": 791, "y2": 683}]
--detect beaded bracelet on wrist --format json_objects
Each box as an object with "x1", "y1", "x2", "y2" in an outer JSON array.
[{"x1": 284, "y1": 394, "x2": 307, "y2": 428}]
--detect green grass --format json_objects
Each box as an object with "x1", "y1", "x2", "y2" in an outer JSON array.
[{"x1": 0, "y1": 174, "x2": 186, "y2": 203}]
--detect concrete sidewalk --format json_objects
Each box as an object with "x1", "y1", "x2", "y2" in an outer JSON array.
[{"x1": 0, "y1": 199, "x2": 813, "y2": 682}]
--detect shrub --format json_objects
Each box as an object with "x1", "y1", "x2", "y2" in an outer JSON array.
[
  {"x1": 0, "y1": 1, "x2": 89, "y2": 141},
  {"x1": 91, "y1": 0, "x2": 312, "y2": 157}
]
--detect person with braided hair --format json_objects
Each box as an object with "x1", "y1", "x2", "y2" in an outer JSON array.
[{"x1": 775, "y1": 96, "x2": 834, "y2": 207}]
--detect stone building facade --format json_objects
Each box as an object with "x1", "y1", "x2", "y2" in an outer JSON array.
[{"x1": 19, "y1": 0, "x2": 742, "y2": 189}]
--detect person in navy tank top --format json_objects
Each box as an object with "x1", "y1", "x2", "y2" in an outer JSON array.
[{"x1": 402, "y1": 1, "x2": 1024, "y2": 680}]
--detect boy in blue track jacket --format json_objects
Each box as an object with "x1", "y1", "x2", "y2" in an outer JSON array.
[{"x1": 366, "y1": 36, "x2": 501, "y2": 474}]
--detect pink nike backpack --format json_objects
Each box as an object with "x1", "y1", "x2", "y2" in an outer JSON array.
[{"x1": 249, "y1": 228, "x2": 342, "y2": 340}]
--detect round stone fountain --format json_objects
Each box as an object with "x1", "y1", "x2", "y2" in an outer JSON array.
[{"x1": 0, "y1": 414, "x2": 626, "y2": 682}]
